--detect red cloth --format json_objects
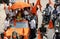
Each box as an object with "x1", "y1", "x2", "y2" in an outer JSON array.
[
  {"x1": 31, "y1": 6, "x2": 37, "y2": 15},
  {"x1": 48, "y1": 20, "x2": 54, "y2": 29}
]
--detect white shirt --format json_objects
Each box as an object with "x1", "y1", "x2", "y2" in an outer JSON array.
[{"x1": 29, "y1": 19, "x2": 36, "y2": 29}]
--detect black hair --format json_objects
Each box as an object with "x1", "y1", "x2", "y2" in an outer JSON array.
[
  {"x1": 12, "y1": 31, "x2": 18, "y2": 39},
  {"x1": 27, "y1": 7, "x2": 30, "y2": 10},
  {"x1": 36, "y1": 7, "x2": 38, "y2": 11},
  {"x1": 32, "y1": 3, "x2": 34, "y2": 6},
  {"x1": 46, "y1": 3, "x2": 49, "y2": 8},
  {"x1": 54, "y1": 4, "x2": 57, "y2": 9},
  {"x1": 24, "y1": 7, "x2": 27, "y2": 10}
]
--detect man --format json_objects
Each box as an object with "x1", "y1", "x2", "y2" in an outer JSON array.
[
  {"x1": 29, "y1": 16, "x2": 36, "y2": 39},
  {"x1": 43, "y1": 3, "x2": 52, "y2": 24},
  {"x1": 52, "y1": 4, "x2": 58, "y2": 26},
  {"x1": 36, "y1": 6, "x2": 42, "y2": 28}
]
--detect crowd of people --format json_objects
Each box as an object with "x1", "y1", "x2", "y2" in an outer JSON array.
[
  {"x1": 0, "y1": 1, "x2": 60, "y2": 39},
  {"x1": 0, "y1": 3, "x2": 38, "y2": 39},
  {"x1": 40, "y1": 3, "x2": 60, "y2": 39}
]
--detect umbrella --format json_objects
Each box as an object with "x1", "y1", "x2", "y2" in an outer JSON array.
[{"x1": 11, "y1": 2, "x2": 31, "y2": 10}]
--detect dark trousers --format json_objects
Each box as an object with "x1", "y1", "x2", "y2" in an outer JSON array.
[{"x1": 30, "y1": 29, "x2": 36, "y2": 39}]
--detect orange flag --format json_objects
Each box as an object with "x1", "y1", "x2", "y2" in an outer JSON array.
[
  {"x1": 48, "y1": 20, "x2": 54, "y2": 29},
  {"x1": 38, "y1": 30, "x2": 42, "y2": 39},
  {"x1": 31, "y1": 6, "x2": 37, "y2": 15}
]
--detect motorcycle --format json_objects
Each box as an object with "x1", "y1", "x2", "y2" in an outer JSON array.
[{"x1": 53, "y1": 22, "x2": 60, "y2": 39}]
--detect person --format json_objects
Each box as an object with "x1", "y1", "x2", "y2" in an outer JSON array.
[
  {"x1": 32, "y1": 13, "x2": 38, "y2": 29},
  {"x1": 57, "y1": 2, "x2": 60, "y2": 14},
  {"x1": 29, "y1": 16, "x2": 36, "y2": 39},
  {"x1": 16, "y1": 11, "x2": 22, "y2": 21},
  {"x1": 10, "y1": 31, "x2": 19, "y2": 39},
  {"x1": 36, "y1": 6, "x2": 42, "y2": 28},
  {"x1": 54, "y1": 14, "x2": 60, "y2": 31},
  {"x1": 38, "y1": 23, "x2": 47, "y2": 39},
  {"x1": 52, "y1": 4, "x2": 58, "y2": 26},
  {"x1": 43, "y1": 3, "x2": 52, "y2": 24}
]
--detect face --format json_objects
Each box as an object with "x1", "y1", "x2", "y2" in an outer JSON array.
[
  {"x1": 54, "y1": 6, "x2": 57, "y2": 9},
  {"x1": 13, "y1": 35, "x2": 16, "y2": 38},
  {"x1": 46, "y1": 4, "x2": 49, "y2": 7},
  {"x1": 54, "y1": 4, "x2": 57, "y2": 9}
]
